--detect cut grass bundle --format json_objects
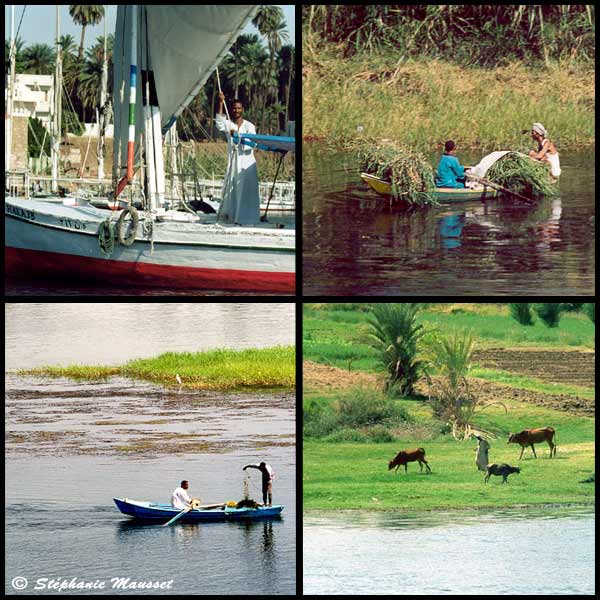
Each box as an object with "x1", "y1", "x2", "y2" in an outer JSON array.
[
  {"x1": 358, "y1": 140, "x2": 436, "y2": 205},
  {"x1": 486, "y1": 152, "x2": 558, "y2": 198}
]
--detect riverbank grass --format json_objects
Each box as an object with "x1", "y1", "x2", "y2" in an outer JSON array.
[
  {"x1": 304, "y1": 51, "x2": 595, "y2": 151},
  {"x1": 18, "y1": 345, "x2": 295, "y2": 391},
  {"x1": 304, "y1": 392, "x2": 595, "y2": 511}
]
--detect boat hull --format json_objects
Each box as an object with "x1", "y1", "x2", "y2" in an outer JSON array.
[
  {"x1": 113, "y1": 498, "x2": 284, "y2": 522},
  {"x1": 5, "y1": 197, "x2": 295, "y2": 293},
  {"x1": 360, "y1": 172, "x2": 498, "y2": 202}
]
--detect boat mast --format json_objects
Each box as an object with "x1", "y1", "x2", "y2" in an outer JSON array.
[
  {"x1": 97, "y1": 6, "x2": 108, "y2": 182},
  {"x1": 115, "y1": 4, "x2": 137, "y2": 198},
  {"x1": 5, "y1": 5, "x2": 15, "y2": 173},
  {"x1": 51, "y1": 6, "x2": 62, "y2": 193}
]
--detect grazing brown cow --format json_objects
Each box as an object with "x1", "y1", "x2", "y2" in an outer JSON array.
[
  {"x1": 507, "y1": 427, "x2": 557, "y2": 459},
  {"x1": 388, "y1": 448, "x2": 431, "y2": 474},
  {"x1": 484, "y1": 463, "x2": 521, "y2": 484}
]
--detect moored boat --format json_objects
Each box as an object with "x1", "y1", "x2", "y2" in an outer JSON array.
[
  {"x1": 360, "y1": 172, "x2": 499, "y2": 202},
  {"x1": 113, "y1": 498, "x2": 284, "y2": 522}
]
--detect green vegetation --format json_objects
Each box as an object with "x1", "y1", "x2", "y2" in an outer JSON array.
[
  {"x1": 304, "y1": 386, "x2": 415, "y2": 442},
  {"x1": 486, "y1": 153, "x2": 558, "y2": 198},
  {"x1": 18, "y1": 345, "x2": 295, "y2": 391},
  {"x1": 358, "y1": 141, "x2": 435, "y2": 205},
  {"x1": 7, "y1": 6, "x2": 295, "y2": 138},
  {"x1": 304, "y1": 401, "x2": 595, "y2": 511},
  {"x1": 303, "y1": 6, "x2": 594, "y2": 151},
  {"x1": 534, "y1": 303, "x2": 563, "y2": 328},
  {"x1": 304, "y1": 5, "x2": 594, "y2": 66},
  {"x1": 366, "y1": 303, "x2": 427, "y2": 394},
  {"x1": 188, "y1": 142, "x2": 295, "y2": 181},
  {"x1": 304, "y1": 303, "x2": 595, "y2": 373},
  {"x1": 509, "y1": 303, "x2": 534, "y2": 326},
  {"x1": 304, "y1": 302, "x2": 594, "y2": 511}
]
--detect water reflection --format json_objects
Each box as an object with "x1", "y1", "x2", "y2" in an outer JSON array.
[
  {"x1": 304, "y1": 506, "x2": 595, "y2": 595},
  {"x1": 305, "y1": 504, "x2": 595, "y2": 531},
  {"x1": 303, "y1": 146, "x2": 595, "y2": 295}
]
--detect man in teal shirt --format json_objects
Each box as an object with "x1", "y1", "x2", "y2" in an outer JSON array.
[{"x1": 435, "y1": 140, "x2": 467, "y2": 188}]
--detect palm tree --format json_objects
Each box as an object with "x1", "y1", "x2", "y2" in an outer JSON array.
[
  {"x1": 252, "y1": 6, "x2": 289, "y2": 131},
  {"x1": 21, "y1": 44, "x2": 55, "y2": 75},
  {"x1": 5, "y1": 36, "x2": 25, "y2": 74},
  {"x1": 366, "y1": 303, "x2": 428, "y2": 396},
  {"x1": 278, "y1": 45, "x2": 295, "y2": 127},
  {"x1": 69, "y1": 5, "x2": 105, "y2": 61}
]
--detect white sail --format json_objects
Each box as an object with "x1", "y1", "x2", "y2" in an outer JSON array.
[{"x1": 112, "y1": 5, "x2": 256, "y2": 189}]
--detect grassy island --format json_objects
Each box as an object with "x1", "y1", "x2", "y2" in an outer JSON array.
[{"x1": 18, "y1": 345, "x2": 295, "y2": 391}]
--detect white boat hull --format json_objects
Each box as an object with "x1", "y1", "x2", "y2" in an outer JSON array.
[{"x1": 5, "y1": 197, "x2": 295, "y2": 292}]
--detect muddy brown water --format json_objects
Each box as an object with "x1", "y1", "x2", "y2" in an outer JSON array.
[{"x1": 303, "y1": 145, "x2": 595, "y2": 295}]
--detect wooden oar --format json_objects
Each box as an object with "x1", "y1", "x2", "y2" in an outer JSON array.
[
  {"x1": 163, "y1": 505, "x2": 192, "y2": 527},
  {"x1": 466, "y1": 173, "x2": 534, "y2": 204}
]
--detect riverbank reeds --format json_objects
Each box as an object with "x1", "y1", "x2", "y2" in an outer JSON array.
[
  {"x1": 17, "y1": 346, "x2": 295, "y2": 391},
  {"x1": 304, "y1": 5, "x2": 595, "y2": 66},
  {"x1": 303, "y1": 52, "x2": 595, "y2": 152}
]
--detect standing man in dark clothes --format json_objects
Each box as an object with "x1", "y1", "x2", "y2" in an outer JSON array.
[{"x1": 243, "y1": 462, "x2": 274, "y2": 506}]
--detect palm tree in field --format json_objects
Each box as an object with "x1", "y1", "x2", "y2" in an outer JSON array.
[
  {"x1": 21, "y1": 43, "x2": 55, "y2": 74},
  {"x1": 69, "y1": 5, "x2": 104, "y2": 61}
]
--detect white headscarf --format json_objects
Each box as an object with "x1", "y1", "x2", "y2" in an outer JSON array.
[{"x1": 532, "y1": 122, "x2": 547, "y2": 137}]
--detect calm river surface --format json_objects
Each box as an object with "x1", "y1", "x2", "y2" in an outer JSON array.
[
  {"x1": 5, "y1": 304, "x2": 296, "y2": 595},
  {"x1": 303, "y1": 146, "x2": 595, "y2": 295},
  {"x1": 304, "y1": 507, "x2": 595, "y2": 595}
]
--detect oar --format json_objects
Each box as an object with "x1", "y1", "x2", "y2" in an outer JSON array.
[
  {"x1": 465, "y1": 173, "x2": 535, "y2": 204},
  {"x1": 162, "y1": 505, "x2": 192, "y2": 527}
]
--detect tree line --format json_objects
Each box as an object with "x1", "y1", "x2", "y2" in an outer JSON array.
[
  {"x1": 6, "y1": 5, "x2": 295, "y2": 141},
  {"x1": 304, "y1": 5, "x2": 595, "y2": 67}
]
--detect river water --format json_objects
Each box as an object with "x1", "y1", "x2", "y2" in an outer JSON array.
[
  {"x1": 303, "y1": 146, "x2": 595, "y2": 295},
  {"x1": 304, "y1": 506, "x2": 595, "y2": 595},
  {"x1": 5, "y1": 303, "x2": 296, "y2": 595}
]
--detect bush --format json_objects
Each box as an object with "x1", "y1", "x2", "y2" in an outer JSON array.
[
  {"x1": 336, "y1": 386, "x2": 411, "y2": 428},
  {"x1": 509, "y1": 303, "x2": 534, "y2": 326},
  {"x1": 534, "y1": 303, "x2": 562, "y2": 328},
  {"x1": 303, "y1": 386, "x2": 412, "y2": 440},
  {"x1": 583, "y1": 303, "x2": 595, "y2": 324},
  {"x1": 28, "y1": 117, "x2": 51, "y2": 158}
]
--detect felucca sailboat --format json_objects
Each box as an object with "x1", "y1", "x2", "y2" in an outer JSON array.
[{"x1": 5, "y1": 5, "x2": 295, "y2": 293}]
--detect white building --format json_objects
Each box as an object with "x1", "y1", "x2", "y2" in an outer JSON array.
[
  {"x1": 9, "y1": 74, "x2": 54, "y2": 126},
  {"x1": 6, "y1": 74, "x2": 113, "y2": 138}
]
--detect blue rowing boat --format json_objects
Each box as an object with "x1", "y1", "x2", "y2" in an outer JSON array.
[{"x1": 113, "y1": 498, "x2": 284, "y2": 523}]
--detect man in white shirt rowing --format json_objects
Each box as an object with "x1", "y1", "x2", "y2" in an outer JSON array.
[
  {"x1": 243, "y1": 462, "x2": 275, "y2": 507},
  {"x1": 171, "y1": 480, "x2": 195, "y2": 510}
]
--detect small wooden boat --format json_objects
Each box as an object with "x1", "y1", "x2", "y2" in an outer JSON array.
[
  {"x1": 360, "y1": 172, "x2": 499, "y2": 202},
  {"x1": 113, "y1": 498, "x2": 284, "y2": 523}
]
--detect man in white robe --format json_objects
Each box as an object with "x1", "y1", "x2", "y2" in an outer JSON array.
[{"x1": 215, "y1": 93, "x2": 260, "y2": 225}]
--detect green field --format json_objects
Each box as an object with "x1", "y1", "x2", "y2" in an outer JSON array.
[
  {"x1": 304, "y1": 303, "x2": 595, "y2": 511},
  {"x1": 18, "y1": 345, "x2": 295, "y2": 391},
  {"x1": 304, "y1": 303, "x2": 595, "y2": 372}
]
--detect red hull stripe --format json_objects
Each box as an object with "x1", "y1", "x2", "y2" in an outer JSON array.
[{"x1": 6, "y1": 247, "x2": 295, "y2": 293}]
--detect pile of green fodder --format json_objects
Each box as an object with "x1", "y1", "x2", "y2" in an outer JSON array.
[
  {"x1": 358, "y1": 140, "x2": 436, "y2": 206},
  {"x1": 486, "y1": 152, "x2": 558, "y2": 198},
  {"x1": 236, "y1": 498, "x2": 260, "y2": 509}
]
